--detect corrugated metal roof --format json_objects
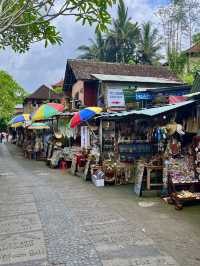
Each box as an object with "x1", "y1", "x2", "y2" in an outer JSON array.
[
  {"x1": 98, "y1": 100, "x2": 195, "y2": 119},
  {"x1": 91, "y1": 74, "x2": 182, "y2": 84},
  {"x1": 185, "y1": 92, "x2": 200, "y2": 98}
]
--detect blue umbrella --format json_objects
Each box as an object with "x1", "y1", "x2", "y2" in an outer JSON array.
[{"x1": 11, "y1": 114, "x2": 31, "y2": 124}]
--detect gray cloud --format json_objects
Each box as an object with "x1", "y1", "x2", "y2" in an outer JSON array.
[{"x1": 0, "y1": 0, "x2": 165, "y2": 93}]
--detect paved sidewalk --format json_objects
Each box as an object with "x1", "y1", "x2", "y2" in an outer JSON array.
[{"x1": 0, "y1": 144, "x2": 199, "y2": 265}]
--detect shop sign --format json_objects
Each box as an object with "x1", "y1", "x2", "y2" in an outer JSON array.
[
  {"x1": 135, "y1": 92, "x2": 153, "y2": 100},
  {"x1": 107, "y1": 88, "x2": 125, "y2": 109}
]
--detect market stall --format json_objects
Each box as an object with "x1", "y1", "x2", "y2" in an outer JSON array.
[{"x1": 95, "y1": 100, "x2": 200, "y2": 195}]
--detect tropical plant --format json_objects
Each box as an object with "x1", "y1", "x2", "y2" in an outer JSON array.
[
  {"x1": 106, "y1": 0, "x2": 140, "y2": 63},
  {"x1": 77, "y1": 31, "x2": 106, "y2": 61},
  {"x1": 0, "y1": 0, "x2": 116, "y2": 52},
  {"x1": 137, "y1": 22, "x2": 162, "y2": 64}
]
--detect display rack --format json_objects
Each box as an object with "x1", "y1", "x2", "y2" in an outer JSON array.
[
  {"x1": 102, "y1": 121, "x2": 115, "y2": 159},
  {"x1": 118, "y1": 141, "x2": 158, "y2": 162},
  {"x1": 168, "y1": 176, "x2": 200, "y2": 210}
]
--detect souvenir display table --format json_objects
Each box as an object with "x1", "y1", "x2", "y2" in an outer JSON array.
[
  {"x1": 102, "y1": 160, "x2": 131, "y2": 185},
  {"x1": 145, "y1": 164, "x2": 163, "y2": 191},
  {"x1": 168, "y1": 158, "x2": 200, "y2": 210}
]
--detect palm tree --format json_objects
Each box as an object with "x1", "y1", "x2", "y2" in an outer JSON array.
[
  {"x1": 106, "y1": 0, "x2": 140, "y2": 63},
  {"x1": 77, "y1": 31, "x2": 105, "y2": 61},
  {"x1": 137, "y1": 22, "x2": 162, "y2": 65}
]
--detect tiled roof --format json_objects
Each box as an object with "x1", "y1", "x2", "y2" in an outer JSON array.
[
  {"x1": 52, "y1": 80, "x2": 64, "y2": 88},
  {"x1": 26, "y1": 85, "x2": 64, "y2": 100},
  {"x1": 185, "y1": 43, "x2": 200, "y2": 54},
  {"x1": 67, "y1": 59, "x2": 180, "y2": 82},
  {"x1": 26, "y1": 85, "x2": 51, "y2": 100}
]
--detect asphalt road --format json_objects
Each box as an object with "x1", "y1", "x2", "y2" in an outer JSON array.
[{"x1": 0, "y1": 144, "x2": 200, "y2": 266}]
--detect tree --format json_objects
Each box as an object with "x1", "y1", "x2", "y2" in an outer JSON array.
[
  {"x1": 137, "y1": 22, "x2": 162, "y2": 65},
  {"x1": 193, "y1": 33, "x2": 200, "y2": 44},
  {"x1": 77, "y1": 31, "x2": 106, "y2": 61},
  {"x1": 0, "y1": 0, "x2": 116, "y2": 52},
  {"x1": 106, "y1": 0, "x2": 140, "y2": 63},
  {"x1": 168, "y1": 49, "x2": 187, "y2": 74},
  {"x1": 0, "y1": 70, "x2": 27, "y2": 121},
  {"x1": 77, "y1": 0, "x2": 140, "y2": 63},
  {"x1": 157, "y1": 0, "x2": 200, "y2": 53}
]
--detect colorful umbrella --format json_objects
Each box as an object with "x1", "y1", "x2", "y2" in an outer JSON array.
[
  {"x1": 28, "y1": 123, "x2": 50, "y2": 130},
  {"x1": 11, "y1": 114, "x2": 31, "y2": 124},
  {"x1": 11, "y1": 122, "x2": 24, "y2": 128},
  {"x1": 69, "y1": 107, "x2": 102, "y2": 128},
  {"x1": 32, "y1": 103, "x2": 64, "y2": 121}
]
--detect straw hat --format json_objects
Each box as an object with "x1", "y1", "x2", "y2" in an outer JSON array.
[
  {"x1": 54, "y1": 132, "x2": 62, "y2": 139},
  {"x1": 166, "y1": 123, "x2": 177, "y2": 136},
  {"x1": 176, "y1": 124, "x2": 185, "y2": 135},
  {"x1": 55, "y1": 141, "x2": 62, "y2": 147}
]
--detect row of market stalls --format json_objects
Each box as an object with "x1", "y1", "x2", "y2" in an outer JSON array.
[{"x1": 9, "y1": 95, "x2": 200, "y2": 210}]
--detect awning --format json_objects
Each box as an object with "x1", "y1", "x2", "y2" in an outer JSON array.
[
  {"x1": 91, "y1": 74, "x2": 182, "y2": 84},
  {"x1": 185, "y1": 92, "x2": 200, "y2": 98},
  {"x1": 97, "y1": 100, "x2": 195, "y2": 119}
]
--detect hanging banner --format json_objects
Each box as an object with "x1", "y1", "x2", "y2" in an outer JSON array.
[{"x1": 107, "y1": 88, "x2": 125, "y2": 110}]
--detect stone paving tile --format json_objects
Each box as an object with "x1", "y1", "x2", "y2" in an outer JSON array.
[
  {"x1": 0, "y1": 214, "x2": 42, "y2": 235},
  {"x1": 0, "y1": 193, "x2": 34, "y2": 204},
  {"x1": 0, "y1": 202, "x2": 37, "y2": 217},
  {"x1": 102, "y1": 256, "x2": 178, "y2": 266},
  {"x1": 0, "y1": 144, "x2": 182, "y2": 266},
  {"x1": 0, "y1": 231, "x2": 46, "y2": 265}
]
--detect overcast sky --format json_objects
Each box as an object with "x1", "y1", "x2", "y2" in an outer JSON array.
[{"x1": 0, "y1": 0, "x2": 169, "y2": 93}]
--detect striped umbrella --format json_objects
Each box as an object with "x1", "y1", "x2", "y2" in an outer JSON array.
[
  {"x1": 32, "y1": 103, "x2": 64, "y2": 121},
  {"x1": 69, "y1": 107, "x2": 102, "y2": 128},
  {"x1": 11, "y1": 122, "x2": 24, "y2": 128},
  {"x1": 10, "y1": 114, "x2": 31, "y2": 124},
  {"x1": 28, "y1": 122, "x2": 50, "y2": 130}
]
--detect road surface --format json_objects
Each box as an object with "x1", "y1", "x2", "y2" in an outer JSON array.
[{"x1": 0, "y1": 144, "x2": 200, "y2": 266}]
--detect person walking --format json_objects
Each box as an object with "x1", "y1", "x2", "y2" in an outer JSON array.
[
  {"x1": 1, "y1": 133, "x2": 5, "y2": 144},
  {"x1": 0, "y1": 132, "x2": 2, "y2": 144}
]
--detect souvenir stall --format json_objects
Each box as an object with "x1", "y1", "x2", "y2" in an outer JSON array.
[
  {"x1": 64, "y1": 107, "x2": 102, "y2": 179},
  {"x1": 45, "y1": 112, "x2": 93, "y2": 171},
  {"x1": 96, "y1": 115, "x2": 165, "y2": 188},
  {"x1": 69, "y1": 122, "x2": 101, "y2": 179},
  {"x1": 9, "y1": 114, "x2": 32, "y2": 146},
  {"x1": 166, "y1": 103, "x2": 200, "y2": 209},
  {"x1": 24, "y1": 122, "x2": 50, "y2": 160},
  {"x1": 94, "y1": 100, "x2": 200, "y2": 193}
]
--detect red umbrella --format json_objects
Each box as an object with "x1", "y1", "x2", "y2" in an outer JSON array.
[{"x1": 47, "y1": 103, "x2": 64, "y2": 112}]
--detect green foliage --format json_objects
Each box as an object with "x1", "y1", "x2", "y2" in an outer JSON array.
[
  {"x1": 180, "y1": 61, "x2": 200, "y2": 85},
  {"x1": 181, "y1": 73, "x2": 194, "y2": 85},
  {"x1": 52, "y1": 87, "x2": 63, "y2": 94},
  {"x1": 0, "y1": 119, "x2": 7, "y2": 131},
  {"x1": 106, "y1": 0, "x2": 140, "y2": 63},
  {"x1": 137, "y1": 22, "x2": 162, "y2": 65},
  {"x1": 0, "y1": 0, "x2": 116, "y2": 52},
  {"x1": 77, "y1": 0, "x2": 161, "y2": 65},
  {"x1": 168, "y1": 50, "x2": 187, "y2": 74},
  {"x1": 0, "y1": 70, "x2": 27, "y2": 121},
  {"x1": 193, "y1": 33, "x2": 200, "y2": 44},
  {"x1": 190, "y1": 61, "x2": 200, "y2": 76},
  {"x1": 78, "y1": 31, "x2": 106, "y2": 61}
]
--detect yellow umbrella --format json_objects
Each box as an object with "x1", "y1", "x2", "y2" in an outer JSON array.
[{"x1": 11, "y1": 122, "x2": 24, "y2": 128}]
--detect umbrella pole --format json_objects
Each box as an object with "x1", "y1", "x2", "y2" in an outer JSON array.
[{"x1": 85, "y1": 121, "x2": 97, "y2": 139}]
